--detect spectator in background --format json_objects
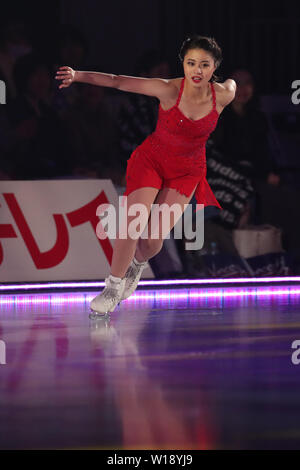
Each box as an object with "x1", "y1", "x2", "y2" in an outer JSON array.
[
  {"x1": 60, "y1": 74, "x2": 120, "y2": 181},
  {"x1": 0, "y1": 107, "x2": 14, "y2": 178},
  {"x1": 210, "y1": 68, "x2": 280, "y2": 187},
  {"x1": 206, "y1": 69, "x2": 300, "y2": 272},
  {"x1": 115, "y1": 48, "x2": 171, "y2": 183},
  {"x1": 0, "y1": 17, "x2": 33, "y2": 103},
  {"x1": 3, "y1": 52, "x2": 71, "y2": 179},
  {"x1": 55, "y1": 25, "x2": 88, "y2": 68},
  {"x1": 51, "y1": 24, "x2": 89, "y2": 114}
]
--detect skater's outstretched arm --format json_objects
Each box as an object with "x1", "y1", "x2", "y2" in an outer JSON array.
[{"x1": 55, "y1": 66, "x2": 178, "y2": 101}]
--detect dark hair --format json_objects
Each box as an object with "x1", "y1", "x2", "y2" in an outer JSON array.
[{"x1": 178, "y1": 34, "x2": 223, "y2": 82}]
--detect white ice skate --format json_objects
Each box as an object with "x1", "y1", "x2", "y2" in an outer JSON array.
[
  {"x1": 89, "y1": 275, "x2": 125, "y2": 318},
  {"x1": 121, "y1": 257, "x2": 148, "y2": 300}
]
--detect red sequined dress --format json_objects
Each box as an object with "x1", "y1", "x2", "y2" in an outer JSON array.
[{"x1": 122, "y1": 76, "x2": 222, "y2": 210}]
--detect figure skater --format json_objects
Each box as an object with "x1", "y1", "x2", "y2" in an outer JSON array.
[{"x1": 55, "y1": 35, "x2": 236, "y2": 317}]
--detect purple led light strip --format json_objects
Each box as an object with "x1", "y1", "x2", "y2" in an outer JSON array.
[
  {"x1": 0, "y1": 287, "x2": 300, "y2": 305},
  {"x1": 1, "y1": 276, "x2": 300, "y2": 291}
]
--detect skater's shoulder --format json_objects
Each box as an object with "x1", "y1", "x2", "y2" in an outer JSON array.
[
  {"x1": 168, "y1": 77, "x2": 184, "y2": 90},
  {"x1": 213, "y1": 79, "x2": 236, "y2": 107},
  {"x1": 213, "y1": 79, "x2": 236, "y2": 93}
]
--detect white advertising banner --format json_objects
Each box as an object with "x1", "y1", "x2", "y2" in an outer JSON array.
[{"x1": 0, "y1": 180, "x2": 154, "y2": 282}]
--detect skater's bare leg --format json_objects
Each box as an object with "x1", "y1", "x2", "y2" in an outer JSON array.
[
  {"x1": 136, "y1": 186, "x2": 197, "y2": 261},
  {"x1": 110, "y1": 187, "x2": 159, "y2": 278},
  {"x1": 134, "y1": 240, "x2": 146, "y2": 263}
]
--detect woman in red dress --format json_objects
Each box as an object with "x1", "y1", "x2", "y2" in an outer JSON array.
[{"x1": 55, "y1": 35, "x2": 236, "y2": 317}]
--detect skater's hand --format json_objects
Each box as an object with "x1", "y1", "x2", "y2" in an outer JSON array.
[{"x1": 55, "y1": 66, "x2": 76, "y2": 89}]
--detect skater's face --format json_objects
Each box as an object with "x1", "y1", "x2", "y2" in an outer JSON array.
[{"x1": 183, "y1": 48, "x2": 216, "y2": 84}]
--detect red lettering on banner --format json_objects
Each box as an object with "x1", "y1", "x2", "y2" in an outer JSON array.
[
  {"x1": 66, "y1": 190, "x2": 113, "y2": 264},
  {"x1": 3, "y1": 193, "x2": 69, "y2": 269},
  {"x1": 1, "y1": 190, "x2": 113, "y2": 269},
  {"x1": 0, "y1": 221, "x2": 17, "y2": 265}
]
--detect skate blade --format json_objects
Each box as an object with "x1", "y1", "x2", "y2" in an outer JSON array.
[
  {"x1": 89, "y1": 309, "x2": 110, "y2": 320},
  {"x1": 89, "y1": 299, "x2": 122, "y2": 319}
]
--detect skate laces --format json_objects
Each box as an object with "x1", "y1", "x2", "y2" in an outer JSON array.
[
  {"x1": 102, "y1": 287, "x2": 119, "y2": 304},
  {"x1": 125, "y1": 265, "x2": 136, "y2": 284},
  {"x1": 125, "y1": 261, "x2": 145, "y2": 288},
  {"x1": 104, "y1": 277, "x2": 124, "y2": 297}
]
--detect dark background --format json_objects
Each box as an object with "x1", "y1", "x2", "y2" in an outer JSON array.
[
  {"x1": 1, "y1": 0, "x2": 300, "y2": 277},
  {"x1": 1, "y1": 0, "x2": 299, "y2": 93}
]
